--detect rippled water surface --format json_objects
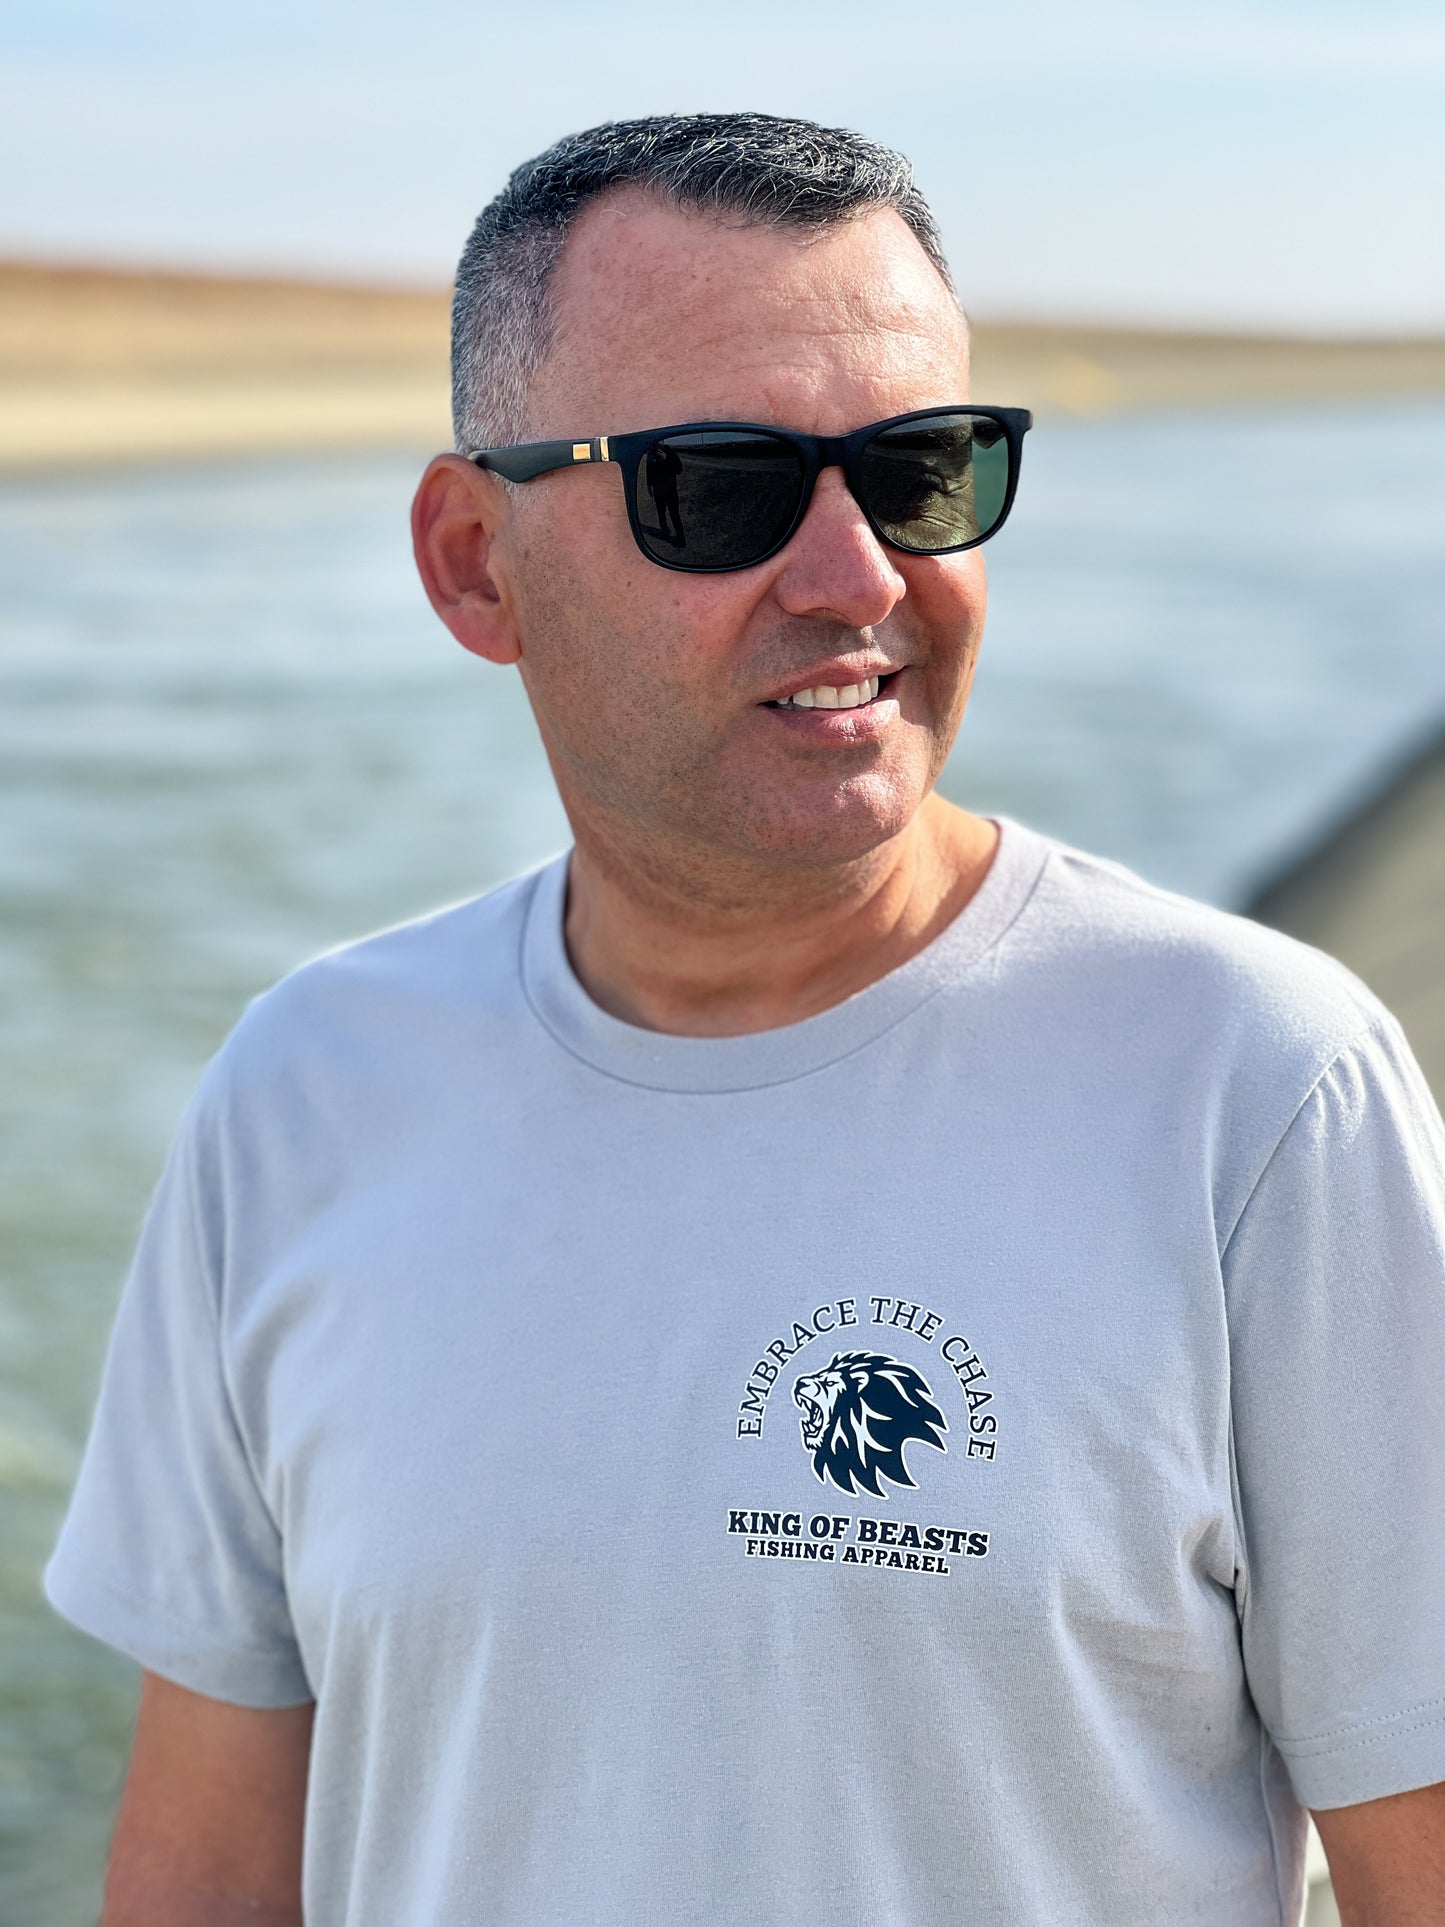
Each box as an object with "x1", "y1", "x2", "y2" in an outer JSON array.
[{"x1": 4, "y1": 402, "x2": 1444, "y2": 1921}]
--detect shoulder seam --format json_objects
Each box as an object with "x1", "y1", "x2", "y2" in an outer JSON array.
[
  {"x1": 180, "y1": 1097, "x2": 289, "y2": 1543},
  {"x1": 1217, "y1": 1013, "x2": 1378, "y2": 1265}
]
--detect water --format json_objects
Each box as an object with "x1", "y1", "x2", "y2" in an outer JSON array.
[{"x1": 3, "y1": 401, "x2": 1443, "y2": 1921}]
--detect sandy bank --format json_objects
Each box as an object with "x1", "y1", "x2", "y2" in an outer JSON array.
[{"x1": 3, "y1": 262, "x2": 1444, "y2": 471}]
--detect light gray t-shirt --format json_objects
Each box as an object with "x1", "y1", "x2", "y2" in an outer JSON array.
[{"x1": 45, "y1": 816, "x2": 1445, "y2": 1925}]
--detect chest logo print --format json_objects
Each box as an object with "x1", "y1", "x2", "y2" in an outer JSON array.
[
  {"x1": 794, "y1": 1350, "x2": 948, "y2": 1498},
  {"x1": 729, "y1": 1299, "x2": 996, "y2": 1578}
]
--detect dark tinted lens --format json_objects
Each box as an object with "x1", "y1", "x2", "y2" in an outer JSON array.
[
  {"x1": 858, "y1": 412, "x2": 1012, "y2": 552},
  {"x1": 632, "y1": 430, "x2": 804, "y2": 569}
]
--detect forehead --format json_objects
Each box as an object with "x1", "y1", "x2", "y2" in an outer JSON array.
[{"x1": 528, "y1": 191, "x2": 969, "y2": 437}]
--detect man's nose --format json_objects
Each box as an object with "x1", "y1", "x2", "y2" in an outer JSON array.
[{"x1": 770, "y1": 467, "x2": 907, "y2": 629}]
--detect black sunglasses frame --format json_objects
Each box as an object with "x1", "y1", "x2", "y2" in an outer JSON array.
[{"x1": 467, "y1": 405, "x2": 1034, "y2": 574}]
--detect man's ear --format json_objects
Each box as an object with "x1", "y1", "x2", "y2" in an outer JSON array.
[{"x1": 411, "y1": 453, "x2": 522, "y2": 665}]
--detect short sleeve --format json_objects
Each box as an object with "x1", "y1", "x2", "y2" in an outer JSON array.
[
  {"x1": 42, "y1": 1076, "x2": 312, "y2": 1707},
  {"x1": 1224, "y1": 1009, "x2": 1445, "y2": 1808}
]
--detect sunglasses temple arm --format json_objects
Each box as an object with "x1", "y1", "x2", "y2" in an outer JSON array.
[{"x1": 469, "y1": 438, "x2": 613, "y2": 483}]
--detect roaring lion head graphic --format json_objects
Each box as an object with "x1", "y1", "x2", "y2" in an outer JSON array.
[{"x1": 792, "y1": 1350, "x2": 948, "y2": 1497}]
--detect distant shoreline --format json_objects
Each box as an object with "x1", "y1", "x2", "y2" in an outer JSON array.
[{"x1": 4, "y1": 261, "x2": 1444, "y2": 471}]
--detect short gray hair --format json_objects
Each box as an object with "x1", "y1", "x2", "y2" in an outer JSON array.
[{"x1": 451, "y1": 111, "x2": 956, "y2": 452}]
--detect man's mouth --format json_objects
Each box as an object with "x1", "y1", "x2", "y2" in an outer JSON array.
[{"x1": 767, "y1": 672, "x2": 896, "y2": 711}]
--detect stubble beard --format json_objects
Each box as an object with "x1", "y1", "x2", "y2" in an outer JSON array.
[{"x1": 515, "y1": 556, "x2": 970, "y2": 914}]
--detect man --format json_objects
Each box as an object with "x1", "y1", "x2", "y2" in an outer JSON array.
[{"x1": 45, "y1": 113, "x2": 1445, "y2": 1925}]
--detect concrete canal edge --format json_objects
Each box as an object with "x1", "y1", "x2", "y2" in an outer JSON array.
[{"x1": 1245, "y1": 723, "x2": 1445, "y2": 1111}]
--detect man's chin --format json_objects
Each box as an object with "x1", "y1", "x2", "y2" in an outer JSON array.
[{"x1": 702, "y1": 781, "x2": 928, "y2": 872}]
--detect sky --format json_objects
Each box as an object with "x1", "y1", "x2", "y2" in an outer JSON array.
[{"x1": 5, "y1": 0, "x2": 1444, "y2": 331}]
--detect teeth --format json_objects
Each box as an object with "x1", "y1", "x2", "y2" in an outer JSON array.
[{"x1": 778, "y1": 675, "x2": 882, "y2": 711}]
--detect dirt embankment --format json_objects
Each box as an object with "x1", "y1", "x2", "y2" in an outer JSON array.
[{"x1": 3, "y1": 261, "x2": 1443, "y2": 470}]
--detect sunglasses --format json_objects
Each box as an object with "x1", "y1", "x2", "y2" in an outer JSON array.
[{"x1": 468, "y1": 405, "x2": 1032, "y2": 574}]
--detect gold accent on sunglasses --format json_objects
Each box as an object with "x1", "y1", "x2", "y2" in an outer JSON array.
[{"x1": 571, "y1": 442, "x2": 590, "y2": 462}]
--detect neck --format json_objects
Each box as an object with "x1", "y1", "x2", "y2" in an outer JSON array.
[{"x1": 563, "y1": 796, "x2": 1000, "y2": 1036}]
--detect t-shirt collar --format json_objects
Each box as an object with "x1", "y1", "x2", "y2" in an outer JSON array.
[{"x1": 520, "y1": 815, "x2": 1049, "y2": 1093}]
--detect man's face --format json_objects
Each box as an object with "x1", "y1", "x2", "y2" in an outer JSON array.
[{"x1": 496, "y1": 193, "x2": 985, "y2": 873}]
